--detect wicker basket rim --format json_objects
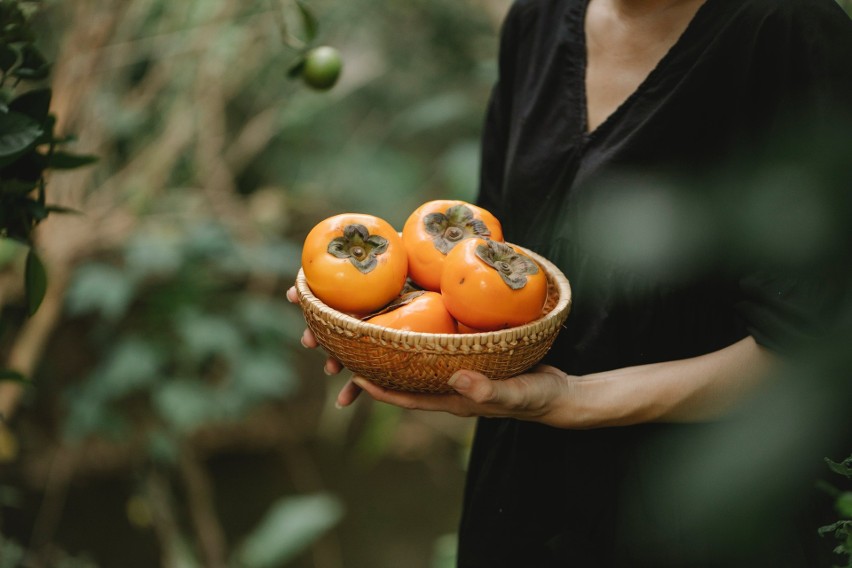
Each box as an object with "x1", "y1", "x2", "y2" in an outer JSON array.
[{"x1": 296, "y1": 244, "x2": 572, "y2": 347}]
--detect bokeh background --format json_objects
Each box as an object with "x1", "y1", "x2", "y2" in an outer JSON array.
[
  {"x1": 2, "y1": 1, "x2": 851, "y2": 567},
  {"x1": 0, "y1": 0, "x2": 510, "y2": 566}
]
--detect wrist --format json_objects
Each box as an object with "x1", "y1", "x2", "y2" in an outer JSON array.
[{"x1": 556, "y1": 369, "x2": 669, "y2": 429}]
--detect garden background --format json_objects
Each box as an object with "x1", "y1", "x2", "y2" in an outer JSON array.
[{"x1": 1, "y1": 1, "x2": 851, "y2": 567}]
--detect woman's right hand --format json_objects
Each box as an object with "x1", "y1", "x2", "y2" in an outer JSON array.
[{"x1": 286, "y1": 286, "x2": 363, "y2": 407}]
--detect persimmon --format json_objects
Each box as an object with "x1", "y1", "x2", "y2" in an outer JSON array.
[
  {"x1": 402, "y1": 200, "x2": 503, "y2": 292},
  {"x1": 440, "y1": 239, "x2": 547, "y2": 331},
  {"x1": 366, "y1": 291, "x2": 458, "y2": 334},
  {"x1": 301, "y1": 213, "x2": 407, "y2": 315}
]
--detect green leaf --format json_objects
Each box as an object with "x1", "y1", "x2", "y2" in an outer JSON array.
[
  {"x1": 48, "y1": 151, "x2": 98, "y2": 170},
  {"x1": 8, "y1": 88, "x2": 51, "y2": 124},
  {"x1": 827, "y1": 456, "x2": 852, "y2": 478},
  {"x1": 11, "y1": 44, "x2": 49, "y2": 80},
  {"x1": 0, "y1": 370, "x2": 27, "y2": 384},
  {"x1": 0, "y1": 178, "x2": 34, "y2": 195},
  {"x1": 45, "y1": 205, "x2": 83, "y2": 215},
  {"x1": 232, "y1": 351, "x2": 296, "y2": 401},
  {"x1": 24, "y1": 248, "x2": 46, "y2": 316},
  {"x1": 295, "y1": 0, "x2": 319, "y2": 44},
  {"x1": 146, "y1": 430, "x2": 180, "y2": 466},
  {"x1": 176, "y1": 310, "x2": 242, "y2": 361},
  {"x1": 838, "y1": 492, "x2": 852, "y2": 519},
  {"x1": 0, "y1": 43, "x2": 23, "y2": 73},
  {"x1": 0, "y1": 111, "x2": 42, "y2": 164},
  {"x1": 153, "y1": 380, "x2": 224, "y2": 434},
  {"x1": 235, "y1": 493, "x2": 344, "y2": 568},
  {"x1": 65, "y1": 263, "x2": 135, "y2": 321},
  {"x1": 89, "y1": 338, "x2": 161, "y2": 400}
]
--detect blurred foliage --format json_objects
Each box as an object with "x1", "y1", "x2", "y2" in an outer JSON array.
[
  {"x1": 0, "y1": 0, "x2": 95, "y2": 317},
  {"x1": 819, "y1": 455, "x2": 852, "y2": 567},
  {"x1": 61, "y1": 220, "x2": 303, "y2": 443},
  {"x1": 1, "y1": 0, "x2": 497, "y2": 566}
]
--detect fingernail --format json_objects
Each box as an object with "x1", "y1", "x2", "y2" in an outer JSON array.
[
  {"x1": 323, "y1": 365, "x2": 333, "y2": 376},
  {"x1": 334, "y1": 401, "x2": 344, "y2": 410},
  {"x1": 300, "y1": 337, "x2": 309, "y2": 348},
  {"x1": 447, "y1": 371, "x2": 470, "y2": 389}
]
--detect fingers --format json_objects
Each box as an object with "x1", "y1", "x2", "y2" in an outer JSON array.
[
  {"x1": 286, "y1": 286, "x2": 299, "y2": 304},
  {"x1": 324, "y1": 357, "x2": 343, "y2": 375},
  {"x1": 300, "y1": 328, "x2": 319, "y2": 348},
  {"x1": 336, "y1": 379, "x2": 362, "y2": 408},
  {"x1": 448, "y1": 370, "x2": 525, "y2": 409},
  {"x1": 348, "y1": 368, "x2": 563, "y2": 420},
  {"x1": 351, "y1": 376, "x2": 475, "y2": 416}
]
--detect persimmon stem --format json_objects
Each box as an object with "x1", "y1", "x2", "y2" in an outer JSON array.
[{"x1": 326, "y1": 224, "x2": 389, "y2": 274}]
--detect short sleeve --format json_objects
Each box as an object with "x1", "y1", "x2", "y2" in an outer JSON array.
[
  {"x1": 735, "y1": 271, "x2": 848, "y2": 354},
  {"x1": 734, "y1": 1, "x2": 852, "y2": 355}
]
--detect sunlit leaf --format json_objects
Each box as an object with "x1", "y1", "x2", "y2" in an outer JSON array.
[
  {"x1": 837, "y1": 492, "x2": 852, "y2": 519},
  {"x1": 124, "y1": 231, "x2": 183, "y2": 278},
  {"x1": 89, "y1": 338, "x2": 161, "y2": 400},
  {"x1": 431, "y1": 533, "x2": 458, "y2": 568},
  {"x1": 66, "y1": 263, "x2": 136, "y2": 321},
  {"x1": 183, "y1": 222, "x2": 235, "y2": 259},
  {"x1": 228, "y1": 239, "x2": 302, "y2": 277},
  {"x1": 397, "y1": 93, "x2": 472, "y2": 136},
  {"x1": 153, "y1": 380, "x2": 223, "y2": 434},
  {"x1": 176, "y1": 310, "x2": 242, "y2": 361},
  {"x1": 232, "y1": 351, "x2": 296, "y2": 400},
  {"x1": 63, "y1": 389, "x2": 129, "y2": 442},
  {"x1": 236, "y1": 296, "x2": 304, "y2": 343},
  {"x1": 235, "y1": 493, "x2": 344, "y2": 568}
]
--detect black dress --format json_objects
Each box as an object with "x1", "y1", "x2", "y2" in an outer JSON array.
[{"x1": 458, "y1": 0, "x2": 852, "y2": 566}]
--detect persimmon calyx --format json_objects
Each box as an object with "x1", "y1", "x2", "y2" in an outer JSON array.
[
  {"x1": 423, "y1": 204, "x2": 492, "y2": 254},
  {"x1": 475, "y1": 240, "x2": 539, "y2": 290},
  {"x1": 327, "y1": 224, "x2": 389, "y2": 274}
]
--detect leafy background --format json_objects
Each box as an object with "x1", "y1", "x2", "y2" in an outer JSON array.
[
  {"x1": 0, "y1": 0, "x2": 508, "y2": 566},
  {"x1": 1, "y1": 1, "x2": 851, "y2": 567}
]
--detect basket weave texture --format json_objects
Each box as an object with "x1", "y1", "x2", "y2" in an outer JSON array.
[{"x1": 296, "y1": 245, "x2": 572, "y2": 393}]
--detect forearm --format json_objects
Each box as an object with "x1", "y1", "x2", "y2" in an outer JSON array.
[{"x1": 562, "y1": 336, "x2": 778, "y2": 428}]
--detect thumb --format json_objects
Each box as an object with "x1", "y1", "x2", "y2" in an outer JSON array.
[{"x1": 447, "y1": 370, "x2": 500, "y2": 405}]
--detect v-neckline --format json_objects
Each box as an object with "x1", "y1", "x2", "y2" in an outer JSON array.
[{"x1": 576, "y1": 0, "x2": 714, "y2": 139}]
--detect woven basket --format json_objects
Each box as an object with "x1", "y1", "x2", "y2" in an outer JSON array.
[{"x1": 295, "y1": 244, "x2": 572, "y2": 393}]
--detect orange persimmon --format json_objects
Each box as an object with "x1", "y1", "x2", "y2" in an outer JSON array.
[
  {"x1": 440, "y1": 238, "x2": 547, "y2": 331},
  {"x1": 402, "y1": 200, "x2": 503, "y2": 292},
  {"x1": 301, "y1": 213, "x2": 408, "y2": 315},
  {"x1": 366, "y1": 291, "x2": 458, "y2": 334}
]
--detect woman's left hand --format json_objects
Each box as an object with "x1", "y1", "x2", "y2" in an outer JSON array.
[{"x1": 348, "y1": 365, "x2": 584, "y2": 427}]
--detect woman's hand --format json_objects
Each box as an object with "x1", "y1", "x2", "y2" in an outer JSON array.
[
  {"x1": 286, "y1": 285, "x2": 363, "y2": 407},
  {"x1": 351, "y1": 365, "x2": 585, "y2": 428}
]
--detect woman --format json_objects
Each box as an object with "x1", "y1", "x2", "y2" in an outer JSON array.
[{"x1": 289, "y1": 0, "x2": 852, "y2": 565}]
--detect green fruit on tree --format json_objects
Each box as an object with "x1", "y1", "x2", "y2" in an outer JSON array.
[{"x1": 302, "y1": 46, "x2": 342, "y2": 90}]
